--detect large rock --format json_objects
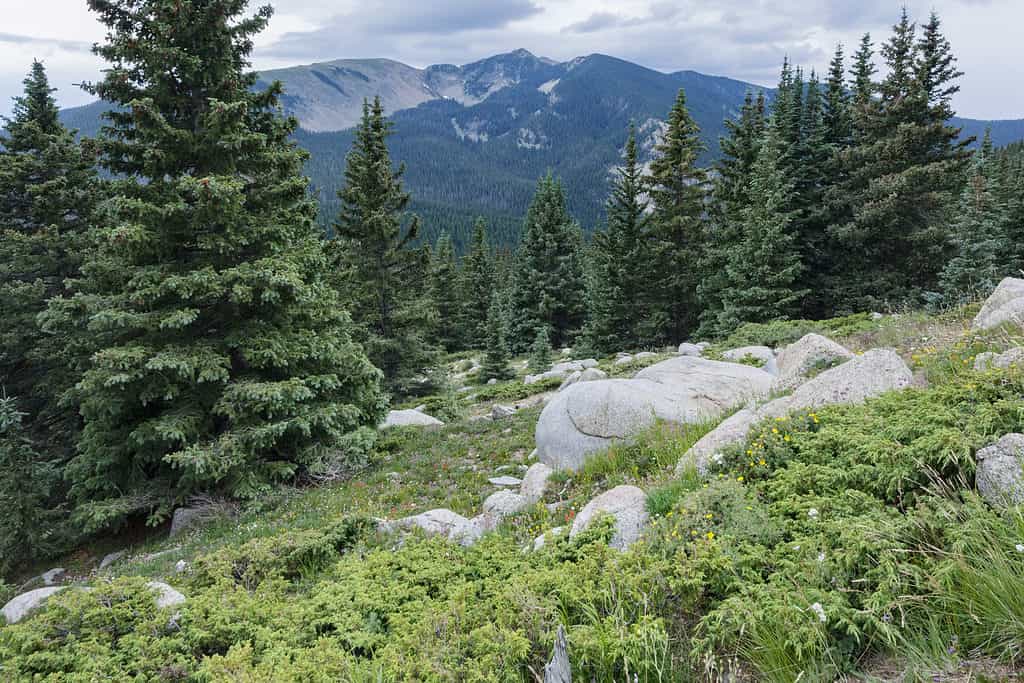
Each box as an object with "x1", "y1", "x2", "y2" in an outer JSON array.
[
  {"x1": 723, "y1": 345, "x2": 777, "y2": 375},
  {"x1": 2, "y1": 587, "x2": 65, "y2": 624},
  {"x1": 772, "y1": 334, "x2": 854, "y2": 393},
  {"x1": 395, "y1": 509, "x2": 479, "y2": 546},
  {"x1": 972, "y1": 277, "x2": 1024, "y2": 331},
  {"x1": 677, "y1": 343, "x2": 703, "y2": 357},
  {"x1": 169, "y1": 506, "x2": 211, "y2": 538},
  {"x1": 570, "y1": 485, "x2": 648, "y2": 550},
  {"x1": 974, "y1": 347, "x2": 1024, "y2": 371},
  {"x1": 482, "y1": 490, "x2": 529, "y2": 518},
  {"x1": 537, "y1": 356, "x2": 773, "y2": 472},
  {"x1": 491, "y1": 404, "x2": 516, "y2": 420},
  {"x1": 146, "y1": 581, "x2": 187, "y2": 609},
  {"x1": 558, "y1": 371, "x2": 582, "y2": 391},
  {"x1": 679, "y1": 349, "x2": 913, "y2": 475},
  {"x1": 520, "y1": 462, "x2": 554, "y2": 503},
  {"x1": 579, "y1": 367, "x2": 607, "y2": 382},
  {"x1": 975, "y1": 434, "x2": 1024, "y2": 507},
  {"x1": 381, "y1": 409, "x2": 444, "y2": 429}
]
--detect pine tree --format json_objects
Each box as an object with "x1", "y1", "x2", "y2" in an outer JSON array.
[
  {"x1": 430, "y1": 232, "x2": 462, "y2": 352},
  {"x1": 940, "y1": 131, "x2": 1008, "y2": 300},
  {"x1": 480, "y1": 291, "x2": 514, "y2": 382},
  {"x1": 529, "y1": 326, "x2": 553, "y2": 373},
  {"x1": 583, "y1": 123, "x2": 650, "y2": 353},
  {"x1": 849, "y1": 33, "x2": 877, "y2": 135},
  {"x1": 0, "y1": 61, "x2": 99, "y2": 446},
  {"x1": 647, "y1": 89, "x2": 709, "y2": 343},
  {"x1": 716, "y1": 133, "x2": 807, "y2": 331},
  {"x1": 510, "y1": 173, "x2": 586, "y2": 351},
  {"x1": 46, "y1": 0, "x2": 386, "y2": 531},
  {"x1": 457, "y1": 218, "x2": 493, "y2": 349},
  {"x1": 333, "y1": 96, "x2": 440, "y2": 394},
  {"x1": 0, "y1": 395, "x2": 63, "y2": 576},
  {"x1": 823, "y1": 44, "x2": 852, "y2": 148}
]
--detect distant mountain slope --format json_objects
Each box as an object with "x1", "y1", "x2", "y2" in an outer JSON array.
[{"x1": 59, "y1": 49, "x2": 1024, "y2": 249}]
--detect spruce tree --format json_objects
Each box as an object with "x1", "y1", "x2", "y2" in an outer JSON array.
[
  {"x1": 0, "y1": 395, "x2": 63, "y2": 576},
  {"x1": 583, "y1": 123, "x2": 651, "y2": 353},
  {"x1": 47, "y1": 0, "x2": 386, "y2": 530},
  {"x1": 849, "y1": 33, "x2": 877, "y2": 135},
  {"x1": 430, "y1": 232, "x2": 462, "y2": 352},
  {"x1": 480, "y1": 291, "x2": 514, "y2": 382},
  {"x1": 457, "y1": 218, "x2": 493, "y2": 349},
  {"x1": 647, "y1": 89, "x2": 709, "y2": 343},
  {"x1": 0, "y1": 61, "x2": 99, "y2": 445},
  {"x1": 716, "y1": 133, "x2": 807, "y2": 332},
  {"x1": 510, "y1": 173, "x2": 586, "y2": 351},
  {"x1": 824, "y1": 44, "x2": 852, "y2": 148},
  {"x1": 333, "y1": 96, "x2": 440, "y2": 395},
  {"x1": 529, "y1": 326, "x2": 554, "y2": 373},
  {"x1": 940, "y1": 131, "x2": 1008, "y2": 300}
]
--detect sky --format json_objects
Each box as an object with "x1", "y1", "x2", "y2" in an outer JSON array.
[{"x1": 1, "y1": 0, "x2": 1022, "y2": 120}]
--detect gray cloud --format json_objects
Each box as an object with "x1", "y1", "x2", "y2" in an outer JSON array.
[{"x1": 0, "y1": 32, "x2": 92, "y2": 52}]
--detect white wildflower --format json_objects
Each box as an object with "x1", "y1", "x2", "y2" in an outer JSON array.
[
  {"x1": 1016, "y1": 543, "x2": 1024, "y2": 553},
  {"x1": 807, "y1": 508, "x2": 819, "y2": 519},
  {"x1": 817, "y1": 552, "x2": 826, "y2": 563},
  {"x1": 810, "y1": 602, "x2": 827, "y2": 623}
]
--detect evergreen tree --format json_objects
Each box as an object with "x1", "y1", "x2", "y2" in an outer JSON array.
[
  {"x1": 529, "y1": 326, "x2": 553, "y2": 373},
  {"x1": 480, "y1": 291, "x2": 513, "y2": 382},
  {"x1": 430, "y1": 231, "x2": 462, "y2": 352},
  {"x1": 457, "y1": 218, "x2": 493, "y2": 349},
  {"x1": 510, "y1": 173, "x2": 586, "y2": 351},
  {"x1": 46, "y1": 0, "x2": 386, "y2": 530},
  {"x1": 716, "y1": 133, "x2": 807, "y2": 331},
  {"x1": 647, "y1": 89, "x2": 709, "y2": 343},
  {"x1": 0, "y1": 395, "x2": 62, "y2": 576},
  {"x1": 823, "y1": 44, "x2": 852, "y2": 147},
  {"x1": 0, "y1": 61, "x2": 99, "y2": 445},
  {"x1": 333, "y1": 96, "x2": 440, "y2": 394},
  {"x1": 849, "y1": 33, "x2": 877, "y2": 134},
  {"x1": 940, "y1": 131, "x2": 1008, "y2": 299},
  {"x1": 583, "y1": 123, "x2": 650, "y2": 353}
]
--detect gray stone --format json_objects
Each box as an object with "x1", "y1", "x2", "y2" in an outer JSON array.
[
  {"x1": 544, "y1": 624, "x2": 572, "y2": 683},
  {"x1": 395, "y1": 509, "x2": 480, "y2": 546},
  {"x1": 570, "y1": 485, "x2": 648, "y2": 550},
  {"x1": 677, "y1": 343, "x2": 703, "y2": 356},
  {"x1": 491, "y1": 404, "x2": 516, "y2": 420},
  {"x1": 381, "y1": 409, "x2": 444, "y2": 429},
  {"x1": 558, "y1": 371, "x2": 582, "y2": 391},
  {"x1": 40, "y1": 568, "x2": 66, "y2": 586},
  {"x1": 579, "y1": 359, "x2": 599, "y2": 369},
  {"x1": 146, "y1": 581, "x2": 186, "y2": 609},
  {"x1": 174, "y1": 560, "x2": 189, "y2": 574},
  {"x1": 613, "y1": 355, "x2": 634, "y2": 367},
  {"x1": 972, "y1": 277, "x2": 1024, "y2": 331},
  {"x1": 537, "y1": 356, "x2": 773, "y2": 472},
  {"x1": 413, "y1": 404, "x2": 427, "y2": 412},
  {"x1": 723, "y1": 345, "x2": 776, "y2": 374},
  {"x1": 678, "y1": 349, "x2": 913, "y2": 475},
  {"x1": 487, "y1": 378, "x2": 498, "y2": 385},
  {"x1": 520, "y1": 462, "x2": 555, "y2": 503},
  {"x1": 532, "y1": 526, "x2": 565, "y2": 551},
  {"x1": 772, "y1": 334, "x2": 854, "y2": 393},
  {"x1": 488, "y1": 475, "x2": 522, "y2": 487},
  {"x1": 170, "y1": 507, "x2": 209, "y2": 538},
  {"x1": 974, "y1": 347, "x2": 1024, "y2": 371},
  {"x1": 975, "y1": 434, "x2": 1024, "y2": 507},
  {"x1": 634, "y1": 351, "x2": 658, "y2": 361},
  {"x1": 2, "y1": 587, "x2": 65, "y2": 624},
  {"x1": 482, "y1": 490, "x2": 529, "y2": 517},
  {"x1": 579, "y1": 368, "x2": 607, "y2": 382},
  {"x1": 99, "y1": 550, "x2": 126, "y2": 570}
]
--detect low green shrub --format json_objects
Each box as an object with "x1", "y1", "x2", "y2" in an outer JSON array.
[
  {"x1": 469, "y1": 375, "x2": 562, "y2": 403},
  {"x1": 718, "y1": 313, "x2": 878, "y2": 349}
]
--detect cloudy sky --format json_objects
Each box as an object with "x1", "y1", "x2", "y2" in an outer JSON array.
[{"x1": 1, "y1": 0, "x2": 1022, "y2": 120}]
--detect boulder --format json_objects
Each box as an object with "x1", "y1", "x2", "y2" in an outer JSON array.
[
  {"x1": 974, "y1": 347, "x2": 1024, "y2": 371},
  {"x1": 520, "y1": 462, "x2": 554, "y2": 503},
  {"x1": 40, "y1": 568, "x2": 66, "y2": 586},
  {"x1": 723, "y1": 345, "x2": 776, "y2": 374},
  {"x1": 487, "y1": 378, "x2": 498, "y2": 385},
  {"x1": 488, "y1": 475, "x2": 522, "y2": 487},
  {"x1": 536, "y1": 356, "x2": 773, "y2": 472},
  {"x1": 975, "y1": 434, "x2": 1024, "y2": 507},
  {"x1": 558, "y1": 371, "x2": 582, "y2": 391},
  {"x1": 580, "y1": 359, "x2": 599, "y2": 369},
  {"x1": 634, "y1": 351, "x2": 658, "y2": 361},
  {"x1": 613, "y1": 355, "x2": 634, "y2": 367},
  {"x1": 482, "y1": 490, "x2": 529, "y2": 518},
  {"x1": 772, "y1": 334, "x2": 854, "y2": 392},
  {"x1": 678, "y1": 349, "x2": 914, "y2": 475},
  {"x1": 570, "y1": 485, "x2": 648, "y2": 550},
  {"x1": 491, "y1": 404, "x2": 516, "y2": 420},
  {"x1": 147, "y1": 581, "x2": 186, "y2": 609},
  {"x1": 677, "y1": 343, "x2": 703, "y2": 357},
  {"x1": 972, "y1": 277, "x2": 1024, "y2": 331},
  {"x1": 579, "y1": 368, "x2": 607, "y2": 382},
  {"x1": 2, "y1": 587, "x2": 65, "y2": 624},
  {"x1": 169, "y1": 506, "x2": 210, "y2": 538},
  {"x1": 99, "y1": 550, "x2": 126, "y2": 570},
  {"x1": 395, "y1": 509, "x2": 479, "y2": 546},
  {"x1": 532, "y1": 526, "x2": 565, "y2": 551},
  {"x1": 381, "y1": 409, "x2": 444, "y2": 429}
]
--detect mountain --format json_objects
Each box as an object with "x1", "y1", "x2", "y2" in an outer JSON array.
[{"x1": 59, "y1": 49, "x2": 1024, "y2": 250}]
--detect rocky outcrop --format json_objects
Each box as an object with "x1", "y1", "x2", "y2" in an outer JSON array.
[
  {"x1": 972, "y1": 277, "x2": 1024, "y2": 331},
  {"x1": 975, "y1": 434, "x2": 1024, "y2": 507},
  {"x1": 381, "y1": 409, "x2": 444, "y2": 429},
  {"x1": 772, "y1": 334, "x2": 854, "y2": 392},
  {"x1": 974, "y1": 347, "x2": 1024, "y2": 371},
  {"x1": 679, "y1": 349, "x2": 913, "y2": 474},
  {"x1": 569, "y1": 485, "x2": 648, "y2": 550},
  {"x1": 536, "y1": 356, "x2": 773, "y2": 472}
]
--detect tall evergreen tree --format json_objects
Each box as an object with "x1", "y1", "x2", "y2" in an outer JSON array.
[
  {"x1": 583, "y1": 123, "x2": 651, "y2": 353},
  {"x1": 430, "y1": 231, "x2": 462, "y2": 352},
  {"x1": 823, "y1": 44, "x2": 852, "y2": 147},
  {"x1": 46, "y1": 0, "x2": 386, "y2": 530},
  {"x1": 456, "y1": 218, "x2": 493, "y2": 349},
  {"x1": 333, "y1": 96, "x2": 440, "y2": 394},
  {"x1": 0, "y1": 61, "x2": 99, "y2": 445},
  {"x1": 510, "y1": 173, "x2": 586, "y2": 351},
  {"x1": 480, "y1": 291, "x2": 513, "y2": 382},
  {"x1": 647, "y1": 89, "x2": 709, "y2": 343},
  {"x1": 849, "y1": 33, "x2": 877, "y2": 135},
  {"x1": 716, "y1": 133, "x2": 807, "y2": 331},
  {"x1": 528, "y1": 326, "x2": 553, "y2": 373}
]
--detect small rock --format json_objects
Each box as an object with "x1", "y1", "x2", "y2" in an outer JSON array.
[
  {"x1": 976, "y1": 434, "x2": 1024, "y2": 507},
  {"x1": 570, "y1": 485, "x2": 648, "y2": 550},
  {"x1": 633, "y1": 351, "x2": 657, "y2": 361},
  {"x1": 487, "y1": 378, "x2": 498, "y2": 385},
  {"x1": 488, "y1": 475, "x2": 523, "y2": 487},
  {"x1": 533, "y1": 526, "x2": 565, "y2": 551},
  {"x1": 613, "y1": 355, "x2": 634, "y2": 367},
  {"x1": 520, "y1": 462, "x2": 554, "y2": 503},
  {"x1": 772, "y1": 334, "x2": 853, "y2": 392},
  {"x1": 578, "y1": 368, "x2": 607, "y2": 382},
  {"x1": 491, "y1": 404, "x2": 516, "y2": 420},
  {"x1": 381, "y1": 409, "x2": 444, "y2": 429},
  {"x1": 974, "y1": 347, "x2": 1024, "y2": 371},
  {"x1": 677, "y1": 342, "x2": 703, "y2": 356},
  {"x1": 1, "y1": 587, "x2": 65, "y2": 624},
  {"x1": 99, "y1": 550, "x2": 126, "y2": 570},
  {"x1": 482, "y1": 490, "x2": 529, "y2": 518},
  {"x1": 972, "y1": 277, "x2": 1024, "y2": 331},
  {"x1": 396, "y1": 509, "x2": 480, "y2": 546},
  {"x1": 147, "y1": 581, "x2": 187, "y2": 609},
  {"x1": 580, "y1": 359, "x2": 599, "y2": 369},
  {"x1": 170, "y1": 507, "x2": 209, "y2": 538},
  {"x1": 174, "y1": 560, "x2": 189, "y2": 574},
  {"x1": 871, "y1": 312, "x2": 884, "y2": 320}
]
